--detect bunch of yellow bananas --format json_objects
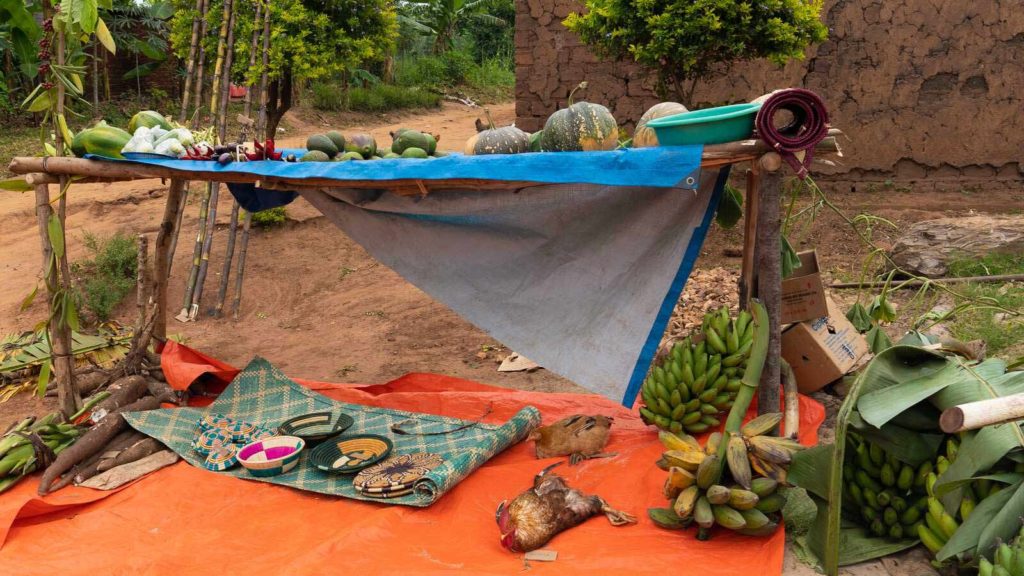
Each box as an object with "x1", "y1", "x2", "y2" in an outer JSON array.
[
  {"x1": 648, "y1": 414, "x2": 803, "y2": 539},
  {"x1": 640, "y1": 307, "x2": 754, "y2": 434}
]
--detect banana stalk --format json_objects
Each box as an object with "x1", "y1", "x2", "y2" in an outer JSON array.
[{"x1": 713, "y1": 300, "x2": 769, "y2": 483}]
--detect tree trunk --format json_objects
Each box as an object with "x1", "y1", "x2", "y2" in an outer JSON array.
[
  {"x1": 265, "y1": 68, "x2": 292, "y2": 138},
  {"x1": 180, "y1": 0, "x2": 207, "y2": 122},
  {"x1": 154, "y1": 180, "x2": 186, "y2": 341},
  {"x1": 91, "y1": 42, "x2": 99, "y2": 113}
]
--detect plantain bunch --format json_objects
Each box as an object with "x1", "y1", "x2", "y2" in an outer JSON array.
[
  {"x1": 639, "y1": 307, "x2": 754, "y2": 435},
  {"x1": 842, "y1": 432, "x2": 934, "y2": 541},
  {"x1": 980, "y1": 524, "x2": 1024, "y2": 576},
  {"x1": 916, "y1": 436, "x2": 1022, "y2": 566},
  {"x1": 648, "y1": 413, "x2": 804, "y2": 539}
]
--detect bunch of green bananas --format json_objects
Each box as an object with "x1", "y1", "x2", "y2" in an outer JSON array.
[
  {"x1": 843, "y1": 433, "x2": 932, "y2": 540},
  {"x1": 649, "y1": 414, "x2": 803, "y2": 539},
  {"x1": 0, "y1": 413, "x2": 83, "y2": 493},
  {"x1": 640, "y1": 307, "x2": 754, "y2": 434},
  {"x1": 980, "y1": 525, "x2": 1024, "y2": 576}
]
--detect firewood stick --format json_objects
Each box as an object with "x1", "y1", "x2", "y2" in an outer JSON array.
[
  {"x1": 97, "y1": 438, "x2": 163, "y2": 472},
  {"x1": 213, "y1": 200, "x2": 240, "y2": 317},
  {"x1": 231, "y1": 210, "x2": 253, "y2": 318},
  {"x1": 781, "y1": 359, "x2": 799, "y2": 440},
  {"x1": 940, "y1": 394, "x2": 1024, "y2": 433}
]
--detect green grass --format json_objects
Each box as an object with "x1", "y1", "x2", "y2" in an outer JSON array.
[
  {"x1": 72, "y1": 232, "x2": 138, "y2": 322},
  {"x1": 311, "y1": 82, "x2": 441, "y2": 113},
  {"x1": 944, "y1": 254, "x2": 1024, "y2": 355},
  {"x1": 0, "y1": 127, "x2": 44, "y2": 178},
  {"x1": 248, "y1": 206, "x2": 289, "y2": 228}
]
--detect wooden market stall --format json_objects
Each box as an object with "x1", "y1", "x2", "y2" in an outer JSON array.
[{"x1": 8, "y1": 131, "x2": 841, "y2": 418}]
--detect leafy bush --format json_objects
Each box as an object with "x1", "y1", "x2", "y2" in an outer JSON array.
[
  {"x1": 73, "y1": 232, "x2": 138, "y2": 322},
  {"x1": 395, "y1": 50, "x2": 476, "y2": 87},
  {"x1": 564, "y1": 0, "x2": 828, "y2": 103},
  {"x1": 249, "y1": 207, "x2": 289, "y2": 228},
  {"x1": 311, "y1": 82, "x2": 441, "y2": 112}
]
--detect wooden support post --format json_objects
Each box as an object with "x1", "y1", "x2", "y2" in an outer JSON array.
[
  {"x1": 738, "y1": 165, "x2": 760, "y2": 307},
  {"x1": 153, "y1": 179, "x2": 186, "y2": 342},
  {"x1": 755, "y1": 153, "x2": 783, "y2": 418},
  {"x1": 34, "y1": 180, "x2": 79, "y2": 417}
]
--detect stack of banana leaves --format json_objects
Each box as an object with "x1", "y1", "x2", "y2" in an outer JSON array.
[{"x1": 788, "y1": 333, "x2": 1024, "y2": 575}]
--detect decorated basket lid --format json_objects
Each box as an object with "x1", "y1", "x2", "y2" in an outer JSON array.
[
  {"x1": 309, "y1": 434, "x2": 393, "y2": 474},
  {"x1": 277, "y1": 411, "x2": 354, "y2": 444},
  {"x1": 226, "y1": 421, "x2": 259, "y2": 443},
  {"x1": 352, "y1": 452, "x2": 444, "y2": 497},
  {"x1": 203, "y1": 444, "x2": 239, "y2": 471},
  {"x1": 197, "y1": 414, "x2": 235, "y2": 432},
  {"x1": 192, "y1": 428, "x2": 233, "y2": 456}
]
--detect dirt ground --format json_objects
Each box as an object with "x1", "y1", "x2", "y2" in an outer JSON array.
[{"x1": 1, "y1": 101, "x2": 1021, "y2": 575}]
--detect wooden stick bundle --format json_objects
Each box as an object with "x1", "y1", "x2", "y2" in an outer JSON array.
[{"x1": 940, "y1": 394, "x2": 1024, "y2": 433}]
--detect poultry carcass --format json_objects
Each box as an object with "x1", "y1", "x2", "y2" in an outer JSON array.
[
  {"x1": 495, "y1": 463, "x2": 636, "y2": 552},
  {"x1": 528, "y1": 414, "x2": 615, "y2": 465}
]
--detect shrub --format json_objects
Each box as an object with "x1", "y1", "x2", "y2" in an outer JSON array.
[
  {"x1": 348, "y1": 84, "x2": 441, "y2": 112},
  {"x1": 249, "y1": 206, "x2": 289, "y2": 228},
  {"x1": 73, "y1": 232, "x2": 138, "y2": 322},
  {"x1": 311, "y1": 82, "x2": 347, "y2": 111}
]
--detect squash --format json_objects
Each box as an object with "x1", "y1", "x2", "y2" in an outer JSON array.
[
  {"x1": 464, "y1": 109, "x2": 531, "y2": 155},
  {"x1": 71, "y1": 123, "x2": 132, "y2": 159},
  {"x1": 633, "y1": 102, "x2": 688, "y2": 148},
  {"x1": 128, "y1": 110, "x2": 172, "y2": 134},
  {"x1": 539, "y1": 82, "x2": 618, "y2": 152}
]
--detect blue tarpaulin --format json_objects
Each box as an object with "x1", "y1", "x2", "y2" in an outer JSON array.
[{"x1": 102, "y1": 147, "x2": 724, "y2": 405}]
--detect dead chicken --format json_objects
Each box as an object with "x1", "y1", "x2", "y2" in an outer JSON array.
[
  {"x1": 495, "y1": 463, "x2": 636, "y2": 552},
  {"x1": 528, "y1": 414, "x2": 615, "y2": 465}
]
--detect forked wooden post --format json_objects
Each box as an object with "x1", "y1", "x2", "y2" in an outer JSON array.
[
  {"x1": 153, "y1": 179, "x2": 187, "y2": 342},
  {"x1": 754, "y1": 153, "x2": 783, "y2": 418},
  {"x1": 738, "y1": 165, "x2": 760, "y2": 305},
  {"x1": 33, "y1": 179, "x2": 80, "y2": 417}
]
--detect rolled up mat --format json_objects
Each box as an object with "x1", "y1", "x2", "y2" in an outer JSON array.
[{"x1": 754, "y1": 88, "x2": 829, "y2": 178}]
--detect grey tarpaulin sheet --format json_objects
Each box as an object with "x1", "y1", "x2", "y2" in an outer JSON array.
[{"x1": 298, "y1": 169, "x2": 728, "y2": 405}]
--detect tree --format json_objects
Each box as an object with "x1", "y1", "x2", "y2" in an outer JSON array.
[
  {"x1": 563, "y1": 0, "x2": 828, "y2": 104},
  {"x1": 399, "y1": 0, "x2": 505, "y2": 54},
  {"x1": 172, "y1": 0, "x2": 396, "y2": 136}
]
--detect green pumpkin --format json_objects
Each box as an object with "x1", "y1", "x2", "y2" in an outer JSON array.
[
  {"x1": 540, "y1": 82, "x2": 619, "y2": 152},
  {"x1": 464, "y1": 126, "x2": 531, "y2": 155},
  {"x1": 633, "y1": 102, "x2": 688, "y2": 148}
]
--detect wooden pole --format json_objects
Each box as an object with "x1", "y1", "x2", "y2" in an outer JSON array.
[
  {"x1": 34, "y1": 181, "x2": 79, "y2": 417},
  {"x1": 179, "y1": 184, "x2": 209, "y2": 320},
  {"x1": 755, "y1": 153, "x2": 783, "y2": 419},
  {"x1": 231, "y1": 211, "x2": 252, "y2": 318},
  {"x1": 153, "y1": 180, "x2": 186, "y2": 341},
  {"x1": 189, "y1": 182, "x2": 219, "y2": 319},
  {"x1": 940, "y1": 394, "x2": 1024, "y2": 433},
  {"x1": 216, "y1": 0, "x2": 237, "y2": 142},
  {"x1": 738, "y1": 166, "x2": 760, "y2": 307},
  {"x1": 166, "y1": 185, "x2": 189, "y2": 277},
  {"x1": 255, "y1": 0, "x2": 271, "y2": 140},
  {"x1": 179, "y1": 0, "x2": 206, "y2": 122},
  {"x1": 136, "y1": 234, "x2": 149, "y2": 329},
  {"x1": 214, "y1": 201, "x2": 240, "y2": 317}
]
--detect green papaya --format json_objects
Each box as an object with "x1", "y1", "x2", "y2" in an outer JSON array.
[
  {"x1": 401, "y1": 147, "x2": 429, "y2": 158},
  {"x1": 300, "y1": 150, "x2": 330, "y2": 162},
  {"x1": 306, "y1": 134, "x2": 339, "y2": 158},
  {"x1": 128, "y1": 110, "x2": 172, "y2": 134},
  {"x1": 71, "y1": 123, "x2": 132, "y2": 159}
]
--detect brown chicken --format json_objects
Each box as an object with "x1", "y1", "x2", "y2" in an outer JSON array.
[
  {"x1": 495, "y1": 463, "x2": 636, "y2": 552},
  {"x1": 528, "y1": 414, "x2": 615, "y2": 465}
]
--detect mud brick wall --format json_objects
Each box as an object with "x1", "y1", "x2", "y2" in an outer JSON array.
[{"x1": 515, "y1": 0, "x2": 1024, "y2": 187}]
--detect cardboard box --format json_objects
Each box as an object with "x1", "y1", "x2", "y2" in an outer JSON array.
[
  {"x1": 781, "y1": 250, "x2": 828, "y2": 325},
  {"x1": 782, "y1": 296, "x2": 869, "y2": 394}
]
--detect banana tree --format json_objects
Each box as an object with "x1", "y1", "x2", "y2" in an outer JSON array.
[{"x1": 399, "y1": 0, "x2": 505, "y2": 54}]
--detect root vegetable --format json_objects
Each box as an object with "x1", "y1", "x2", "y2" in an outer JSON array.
[
  {"x1": 91, "y1": 375, "x2": 148, "y2": 416},
  {"x1": 38, "y1": 395, "x2": 160, "y2": 495},
  {"x1": 97, "y1": 438, "x2": 163, "y2": 472},
  {"x1": 45, "y1": 371, "x2": 110, "y2": 397},
  {"x1": 145, "y1": 378, "x2": 177, "y2": 404}
]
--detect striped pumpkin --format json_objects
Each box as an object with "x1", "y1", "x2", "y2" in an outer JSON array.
[
  {"x1": 633, "y1": 102, "x2": 688, "y2": 148},
  {"x1": 540, "y1": 82, "x2": 619, "y2": 152}
]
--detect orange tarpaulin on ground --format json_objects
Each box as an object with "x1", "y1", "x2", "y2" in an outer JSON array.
[{"x1": 0, "y1": 343, "x2": 824, "y2": 575}]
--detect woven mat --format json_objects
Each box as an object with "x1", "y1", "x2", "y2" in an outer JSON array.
[{"x1": 124, "y1": 357, "x2": 540, "y2": 506}]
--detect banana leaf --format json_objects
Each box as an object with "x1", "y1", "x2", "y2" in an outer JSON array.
[{"x1": 937, "y1": 479, "x2": 1024, "y2": 561}]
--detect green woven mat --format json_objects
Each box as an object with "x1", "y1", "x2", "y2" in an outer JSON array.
[{"x1": 124, "y1": 357, "x2": 540, "y2": 506}]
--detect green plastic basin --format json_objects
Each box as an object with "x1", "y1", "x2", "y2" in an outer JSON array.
[{"x1": 647, "y1": 102, "x2": 762, "y2": 146}]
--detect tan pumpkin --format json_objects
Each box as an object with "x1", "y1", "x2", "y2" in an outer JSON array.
[{"x1": 632, "y1": 102, "x2": 688, "y2": 148}]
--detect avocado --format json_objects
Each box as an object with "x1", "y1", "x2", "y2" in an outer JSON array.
[
  {"x1": 401, "y1": 147, "x2": 428, "y2": 159},
  {"x1": 326, "y1": 131, "x2": 346, "y2": 152},
  {"x1": 340, "y1": 151, "x2": 364, "y2": 161},
  {"x1": 306, "y1": 134, "x2": 338, "y2": 158},
  {"x1": 392, "y1": 130, "x2": 431, "y2": 154},
  {"x1": 299, "y1": 150, "x2": 331, "y2": 162},
  {"x1": 345, "y1": 133, "x2": 377, "y2": 158},
  {"x1": 383, "y1": 152, "x2": 401, "y2": 159},
  {"x1": 424, "y1": 133, "x2": 437, "y2": 155}
]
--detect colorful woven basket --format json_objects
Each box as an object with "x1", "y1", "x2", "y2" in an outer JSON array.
[
  {"x1": 352, "y1": 453, "x2": 444, "y2": 498},
  {"x1": 308, "y1": 434, "x2": 393, "y2": 474},
  {"x1": 203, "y1": 444, "x2": 239, "y2": 471},
  {"x1": 277, "y1": 411, "x2": 354, "y2": 445},
  {"x1": 192, "y1": 428, "x2": 233, "y2": 456},
  {"x1": 238, "y1": 435, "x2": 305, "y2": 477}
]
